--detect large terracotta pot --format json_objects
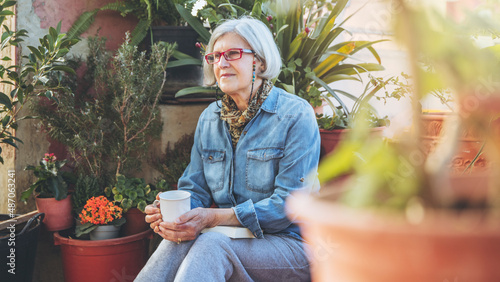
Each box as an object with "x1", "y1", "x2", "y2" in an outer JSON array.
[
  {"x1": 54, "y1": 229, "x2": 153, "y2": 282},
  {"x1": 122, "y1": 208, "x2": 149, "y2": 236},
  {"x1": 319, "y1": 127, "x2": 385, "y2": 159},
  {"x1": 35, "y1": 195, "x2": 73, "y2": 231},
  {"x1": 287, "y1": 186, "x2": 500, "y2": 282}
]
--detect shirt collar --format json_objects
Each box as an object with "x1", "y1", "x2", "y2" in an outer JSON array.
[{"x1": 214, "y1": 86, "x2": 279, "y2": 114}]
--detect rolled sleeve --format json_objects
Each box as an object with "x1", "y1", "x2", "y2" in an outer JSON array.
[{"x1": 232, "y1": 199, "x2": 264, "y2": 238}]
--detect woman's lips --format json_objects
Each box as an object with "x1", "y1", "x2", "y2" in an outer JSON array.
[{"x1": 220, "y1": 73, "x2": 234, "y2": 78}]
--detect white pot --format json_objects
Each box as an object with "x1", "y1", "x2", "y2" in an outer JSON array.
[{"x1": 90, "y1": 225, "x2": 121, "y2": 241}]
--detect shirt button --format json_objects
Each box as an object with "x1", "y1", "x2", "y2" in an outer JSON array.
[
  {"x1": 300, "y1": 178, "x2": 305, "y2": 182},
  {"x1": 209, "y1": 156, "x2": 213, "y2": 160}
]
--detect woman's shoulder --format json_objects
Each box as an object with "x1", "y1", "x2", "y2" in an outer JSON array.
[
  {"x1": 269, "y1": 87, "x2": 314, "y2": 115},
  {"x1": 198, "y1": 100, "x2": 222, "y2": 120}
]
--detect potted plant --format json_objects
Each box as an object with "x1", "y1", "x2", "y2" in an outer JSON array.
[
  {"x1": 287, "y1": 1, "x2": 500, "y2": 281},
  {"x1": 0, "y1": 8, "x2": 78, "y2": 164},
  {"x1": 20, "y1": 153, "x2": 75, "y2": 231},
  {"x1": 75, "y1": 196, "x2": 126, "y2": 240},
  {"x1": 27, "y1": 34, "x2": 172, "y2": 280},
  {"x1": 66, "y1": 0, "x2": 206, "y2": 101},
  {"x1": 30, "y1": 34, "x2": 176, "y2": 179},
  {"x1": 104, "y1": 174, "x2": 165, "y2": 236},
  {"x1": 176, "y1": 0, "x2": 397, "y2": 156}
]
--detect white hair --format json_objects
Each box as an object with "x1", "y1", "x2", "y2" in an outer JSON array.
[{"x1": 203, "y1": 17, "x2": 282, "y2": 86}]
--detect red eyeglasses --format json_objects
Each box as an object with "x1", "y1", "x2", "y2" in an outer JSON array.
[{"x1": 205, "y1": 48, "x2": 255, "y2": 64}]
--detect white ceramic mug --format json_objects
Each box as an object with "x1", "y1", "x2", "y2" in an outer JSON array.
[{"x1": 153, "y1": 191, "x2": 191, "y2": 222}]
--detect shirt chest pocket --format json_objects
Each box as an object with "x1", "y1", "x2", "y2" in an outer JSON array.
[
  {"x1": 246, "y1": 148, "x2": 284, "y2": 193},
  {"x1": 202, "y1": 150, "x2": 225, "y2": 192}
]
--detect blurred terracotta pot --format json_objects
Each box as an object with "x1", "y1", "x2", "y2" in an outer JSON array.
[{"x1": 287, "y1": 185, "x2": 500, "y2": 282}]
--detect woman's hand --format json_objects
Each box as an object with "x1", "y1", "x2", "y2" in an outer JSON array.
[
  {"x1": 155, "y1": 207, "x2": 241, "y2": 243},
  {"x1": 156, "y1": 207, "x2": 216, "y2": 242},
  {"x1": 144, "y1": 193, "x2": 163, "y2": 233}
]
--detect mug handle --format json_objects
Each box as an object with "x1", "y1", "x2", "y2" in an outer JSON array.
[{"x1": 153, "y1": 199, "x2": 160, "y2": 208}]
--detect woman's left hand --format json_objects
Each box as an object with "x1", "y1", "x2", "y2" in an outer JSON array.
[{"x1": 156, "y1": 207, "x2": 216, "y2": 242}]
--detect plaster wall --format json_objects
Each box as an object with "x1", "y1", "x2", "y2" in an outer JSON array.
[{"x1": 0, "y1": 5, "x2": 18, "y2": 214}]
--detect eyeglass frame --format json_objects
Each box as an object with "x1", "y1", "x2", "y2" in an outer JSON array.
[{"x1": 204, "y1": 48, "x2": 255, "y2": 65}]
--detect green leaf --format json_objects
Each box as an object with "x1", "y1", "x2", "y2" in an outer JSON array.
[
  {"x1": 20, "y1": 186, "x2": 36, "y2": 203},
  {"x1": 0, "y1": 91, "x2": 11, "y2": 108},
  {"x1": 112, "y1": 217, "x2": 126, "y2": 227},
  {"x1": 175, "y1": 4, "x2": 211, "y2": 43},
  {"x1": 175, "y1": 86, "x2": 216, "y2": 98},
  {"x1": 166, "y1": 58, "x2": 202, "y2": 68},
  {"x1": 50, "y1": 65, "x2": 76, "y2": 75},
  {"x1": 0, "y1": 10, "x2": 14, "y2": 16},
  {"x1": 1, "y1": 115, "x2": 10, "y2": 127},
  {"x1": 114, "y1": 194, "x2": 124, "y2": 202},
  {"x1": 75, "y1": 222, "x2": 98, "y2": 237},
  {"x1": 308, "y1": 73, "x2": 350, "y2": 115},
  {"x1": 27, "y1": 46, "x2": 43, "y2": 60},
  {"x1": 129, "y1": 19, "x2": 150, "y2": 46},
  {"x1": 66, "y1": 10, "x2": 98, "y2": 39},
  {"x1": 137, "y1": 201, "x2": 147, "y2": 212},
  {"x1": 3, "y1": 1, "x2": 17, "y2": 8}
]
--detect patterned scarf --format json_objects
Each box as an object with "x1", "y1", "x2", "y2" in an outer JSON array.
[{"x1": 220, "y1": 79, "x2": 274, "y2": 148}]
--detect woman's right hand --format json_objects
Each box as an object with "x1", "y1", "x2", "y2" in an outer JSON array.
[{"x1": 145, "y1": 193, "x2": 163, "y2": 233}]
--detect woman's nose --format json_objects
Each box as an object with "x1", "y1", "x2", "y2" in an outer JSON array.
[{"x1": 218, "y1": 56, "x2": 230, "y2": 68}]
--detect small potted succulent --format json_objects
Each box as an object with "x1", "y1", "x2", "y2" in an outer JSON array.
[
  {"x1": 21, "y1": 153, "x2": 75, "y2": 231},
  {"x1": 75, "y1": 196, "x2": 126, "y2": 240}
]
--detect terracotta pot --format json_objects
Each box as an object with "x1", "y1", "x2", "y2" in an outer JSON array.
[
  {"x1": 53, "y1": 229, "x2": 153, "y2": 282},
  {"x1": 421, "y1": 113, "x2": 490, "y2": 173},
  {"x1": 287, "y1": 190, "x2": 500, "y2": 282},
  {"x1": 122, "y1": 208, "x2": 149, "y2": 236},
  {"x1": 35, "y1": 195, "x2": 73, "y2": 231},
  {"x1": 319, "y1": 127, "x2": 385, "y2": 159}
]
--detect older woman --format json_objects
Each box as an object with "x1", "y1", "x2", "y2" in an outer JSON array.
[{"x1": 136, "y1": 17, "x2": 320, "y2": 282}]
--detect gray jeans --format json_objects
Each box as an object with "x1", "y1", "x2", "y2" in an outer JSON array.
[{"x1": 135, "y1": 231, "x2": 311, "y2": 282}]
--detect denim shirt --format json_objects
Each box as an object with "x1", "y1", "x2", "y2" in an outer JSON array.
[{"x1": 178, "y1": 86, "x2": 320, "y2": 240}]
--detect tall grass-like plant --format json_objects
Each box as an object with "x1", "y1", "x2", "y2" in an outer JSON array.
[{"x1": 175, "y1": 0, "x2": 387, "y2": 127}]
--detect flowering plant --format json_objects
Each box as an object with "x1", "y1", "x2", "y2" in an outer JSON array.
[
  {"x1": 21, "y1": 153, "x2": 73, "y2": 202},
  {"x1": 75, "y1": 196, "x2": 126, "y2": 237}
]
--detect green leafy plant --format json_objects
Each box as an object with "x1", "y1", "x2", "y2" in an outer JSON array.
[
  {"x1": 0, "y1": 0, "x2": 79, "y2": 163},
  {"x1": 152, "y1": 133, "x2": 194, "y2": 188},
  {"x1": 317, "y1": 1, "x2": 500, "y2": 211},
  {"x1": 72, "y1": 174, "x2": 103, "y2": 216},
  {"x1": 21, "y1": 153, "x2": 74, "y2": 201},
  {"x1": 104, "y1": 174, "x2": 161, "y2": 212},
  {"x1": 30, "y1": 34, "x2": 176, "y2": 178}
]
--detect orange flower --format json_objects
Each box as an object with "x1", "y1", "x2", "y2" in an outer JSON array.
[{"x1": 79, "y1": 196, "x2": 123, "y2": 225}]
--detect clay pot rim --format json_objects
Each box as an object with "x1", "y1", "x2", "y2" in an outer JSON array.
[
  {"x1": 287, "y1": 192, "x2": 500, "y2": 237},
  {"x1": 54, "y1": 229, "x2": 152, "y2": 247}
]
